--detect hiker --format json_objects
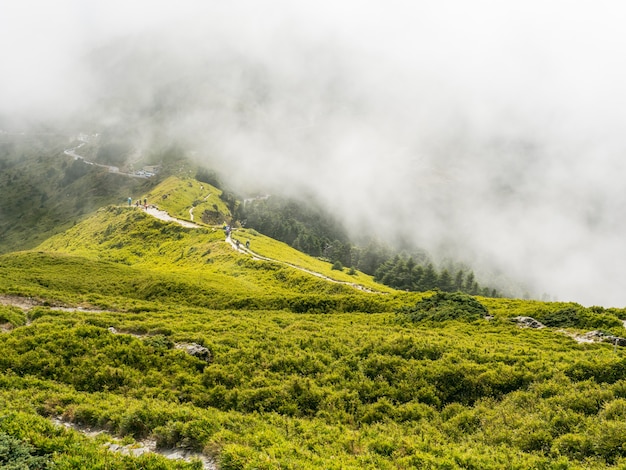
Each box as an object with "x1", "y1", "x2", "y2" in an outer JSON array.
[
  {"x1": 246, "y1": 240, "x2": 250, "y2": 249},
  {"x1": 127, "y1": 197, "x2": 132, "y2": 206},
  {"x1": 235, "y1": 239, "x2": 240, "y2": 248},
  {"x1": 144, "y1": 198, "x2": 147, "y2": 209}
]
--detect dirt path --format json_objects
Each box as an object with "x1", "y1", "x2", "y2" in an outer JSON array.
[
  {"x1": 64, "y1": 142, "x2": 149, "y2": 179},
  {"x1": 61, "y1": 140, "x2": 374, "y2": 293},
  {"x1": 144, "y1": 207, "x2": 201, "y2": 228},
  {"x1": 0, "y1": 295, "x2": 41, "y2": 310},
  {"x1": 225, "y1": 235, "x2": 378, "y2": 293},
  {"x1": 52, "y1": 418, "x2": 216, "y2": 469},
  {"x1": 0, "y1": 295, "x2": 109, "y2": 313},
  {"x1": 142, "y1": 204, "x2": 378, "y2": 292},
  {"x1": 141, "y1": 205, "x2": 379, "y2": 293},
  {"x1": 189, "y1": 192, "x2": 213, "y2": 222}
]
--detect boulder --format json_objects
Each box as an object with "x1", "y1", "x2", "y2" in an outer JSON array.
[
  {"x1": 583, "y1": 330, "x2": 626, "y2": 347},
  {"x1": 175, "y1": 342, "x2": 212, "y2": 362},
  {"x1": 512, "y1": 316, "x2": 545, "y2": 329}
]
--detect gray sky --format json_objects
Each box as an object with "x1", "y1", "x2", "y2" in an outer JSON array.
[{"x1": 2, "y1": 1, "x2": 626, "y2": 306}]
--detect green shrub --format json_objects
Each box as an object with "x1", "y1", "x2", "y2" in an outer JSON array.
[
  {"x1": 331, "y1": 261, "x2": 343, "y2": 271},
  {"x1": 0, "y1": 306, "x2": 25, "y2": 327},
  {"x1": 552, "y1": 433, "x2": 593, "y2": 460},
  {"x1": 287, "y1": 295, "x2": 338, "y2": 313},
  {"x1": 398, "y1": 291, "x2": 488, "y2": 322},
  {"x1": 219, "y1": 444, "x2": 257, "y2": 470},
  {"x1": 0, "y1": 431, "x2": 53, "y2": 469},
  {"x1": 536, "y1": 306, "x2": 623, "y2": 330}
]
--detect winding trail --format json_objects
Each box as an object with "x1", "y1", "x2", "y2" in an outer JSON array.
[
  {"x1": 144, "y1": 206, "x2": 379, "y2": 293},
  {"x1": 225, "y1": 234, "x2": 377, "y2": 293},
  {"x1": 62, "y1": 136, "x2": 371, "y2": 291},
  {"x1": 64, "y1": 141, "x2": 150, "y2": 179},
  {"x1": 144, "y1": 207, "x2": 201, "y2": 228},
  {"x1": 188, "y1": 192, "x2": 212, "y2": 222},
  {"x1": 52, "y1": 418, "x2": 216, "y2": 469},
  {"x1": 60, "y1": 138, "x2": 375, "y2": 292}
]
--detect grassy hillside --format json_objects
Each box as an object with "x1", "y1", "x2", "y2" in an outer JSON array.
[
  {"x1": 3, "y1": 169, "x2": 626, "y2": 468},
  {"x1": 33, "y1": 205, "x2": 393, "y2": 307},
  {"x1": 144, "y1": 175, "x2": 232, "y2": 224},
  {"x1": 1, "y1": 273, "x2": 626, "y2": 468}
]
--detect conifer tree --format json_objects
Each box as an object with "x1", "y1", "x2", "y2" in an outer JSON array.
[
  {"x1": 438, "y1": 269, "x2": 453, "y2": 292},
  {"x1": 454, "y1": 269, "x2": 465, "y2": 291},
  {"x1": 420, "y1": 263, "x2": 438, "y2": 290}
]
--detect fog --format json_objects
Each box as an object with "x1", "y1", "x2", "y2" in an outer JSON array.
[{"x1": 2, "y1": 1, "x2": 626, "y2": 306}]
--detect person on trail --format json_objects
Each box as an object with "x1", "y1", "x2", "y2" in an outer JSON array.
[
  {"x1": 144, "y1": 198, "x2": 147, "y2": 209},
  {"x1": 235, "y1": 239, "x2": 240, "y2": 248},
  {"x1": 127, "y1": 197, "x2": 132, "y2": 206},
  {"x1": 246, "y1": 240, "x2": 250, "y2": 249}
]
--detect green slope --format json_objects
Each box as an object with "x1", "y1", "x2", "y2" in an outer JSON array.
[
  {"x1": 1, "y1": 285, "x2": 626, "y2": 468},
  {"x1": 5, "y1": 160, "x2": 626, "y2": 468},
  {"x1": 18, "y1": 204, "x2": 395, "y2": 312},
  {"x1": 143, "y1": 175, "x2": 232, "y2": 223}
]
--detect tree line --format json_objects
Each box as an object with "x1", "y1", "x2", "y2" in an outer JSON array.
[
  {"x1": 240, "y1": 196, "x2": 500, "y2": 297},
  {"x1": 373, "y1": 255, "x2": 498, "y2": 296}
]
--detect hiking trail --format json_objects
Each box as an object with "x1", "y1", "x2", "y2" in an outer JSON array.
[{"x1": 143, "y1": 205, "x2": 379, "y2": 293}]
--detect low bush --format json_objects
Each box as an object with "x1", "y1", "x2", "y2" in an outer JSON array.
[
  {"x1": 0, "y1": 305, "x2": 25, "y2": 327},
  {"x1": 535, "y1": 305, "x2": 623, "y2": 331},
  {"x1": 0, "y1": 431, "x2": 53, "y2": 469},
  {"x1": 398, "y1": 291, "x2": 488, "y2": 322}
]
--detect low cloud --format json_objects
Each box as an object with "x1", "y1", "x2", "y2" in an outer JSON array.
[{"x1": 2, "y1": 1, "x2": 626, "y2": 306}]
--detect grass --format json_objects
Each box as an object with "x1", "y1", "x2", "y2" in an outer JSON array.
[
  {"x1": 2, "y1": 171, "x2": 626, "y2": 468},
  {"x1": 35, "y1": 205, "x2": 395, "y2": 305},
  {"x1": 1, "y1": 300, "x2": 626, "y2": 468},
  {"x1": 143, "y1": 175, "x2": 231, "y2": 222},
  {"x1": 231, "y1": 227, "x2": 394, "y2": 293}
]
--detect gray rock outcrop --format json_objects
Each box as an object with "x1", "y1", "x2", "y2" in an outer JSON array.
[
  {"x1": 175, "y1": 343, "x2": 212, "y2": 362},
  {"x1": 582, "y1": 330, "x2": 626, "y2": 347},
  {"x1": 512, "y1": 316, "x2": 545, "y2": 329}
]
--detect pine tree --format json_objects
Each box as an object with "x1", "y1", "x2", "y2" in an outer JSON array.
[
  {"x1": 438, "y1": 269, "x2": 453, "y2": 292},
  {"x1": 464, "y1": 272, "x2": 476, "y2": 294},
  {"x1": 420, "y1": 263, "x2": 438, "y2": 291},
  {"x1": 454, "y1": 269, "x2": 464, "y2": 291},
  {"x1": 412, "y1": 265, "x2": 424, "y2": 291}
]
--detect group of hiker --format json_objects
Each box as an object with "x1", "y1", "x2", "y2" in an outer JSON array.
[
  {"x1": 223, "y1": 223, "x2": 250, "y2": 250},
  {"x1": 126, "y1": 196, "x2": 251, "y2": 251},
  {"x1": 128, "y1": 197, "x2": 148, "y2": 209}
]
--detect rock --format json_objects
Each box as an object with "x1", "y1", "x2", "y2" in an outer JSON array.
[
  {"x1": 583, "y1": 330, "x2": 605, "y2": 341},
  {"x1": 584, "y1": 330, "x2": 626, "y2": 347},
  {"x1": 130, "y1": 446, "x2": 150, "y2": 457},
  {"x1": 512, "y1": 316, "x2": 545, "y2": 329},
  {"x1": 175, "y1": 343, "x2": 212, "y2": 362}
]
